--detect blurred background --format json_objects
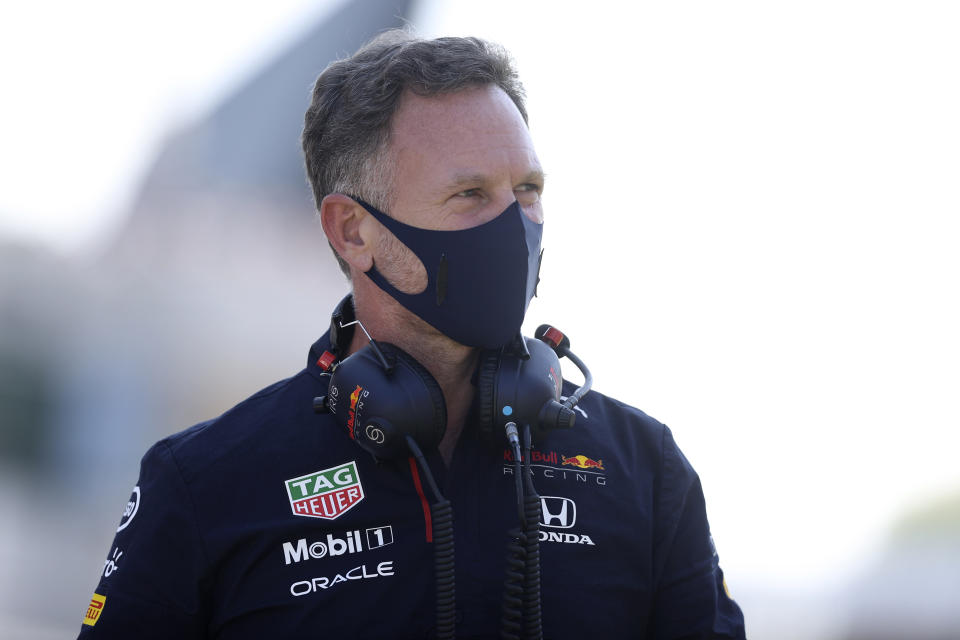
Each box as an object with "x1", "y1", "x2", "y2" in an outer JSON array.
[{"x1": 1, "y1": 0, "x2": 958, "y2": 637}]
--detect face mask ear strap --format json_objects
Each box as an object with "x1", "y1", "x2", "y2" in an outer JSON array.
[
  {"x1": 351, "y1": 196, "x2": 386, "y2": 222},
  {"x1": 352, "y1": 196, "x2": 428, "y2": 241},
  {"x1": 349, "y1": 197, "x2": 445, "y2": 305},
  {"x1": 363, "y1": 259, "x2": 439, "y2": 308}
]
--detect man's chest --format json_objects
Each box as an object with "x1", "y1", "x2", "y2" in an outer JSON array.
[{"x1": 198, "y1": 441, "x2": 655, "y2": 639}]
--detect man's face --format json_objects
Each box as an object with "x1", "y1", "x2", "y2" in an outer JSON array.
[{"x1": 371, "y1": 84, "x2": 544, "y2": 294}]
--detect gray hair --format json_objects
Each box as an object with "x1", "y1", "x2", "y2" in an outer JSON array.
[{"x1": 302, "y1": 29, "x2": 528, "y2": 276}]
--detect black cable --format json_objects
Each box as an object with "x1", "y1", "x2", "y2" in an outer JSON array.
[
  {"x1": 406, "y1": 436, "x2": 443, "y2": 502},
  {"x1": 406, "y1": 436, "x2": 456, "y2": 640},
  {"x1": 500, "y1": 525, "x2": 526, "y2": 640},
  {"x1": 500, "y1": 423, "x2": 526, "y2": 639},
  {"x1": 559, "y1": 346, "x2": 593, "y2": 411},
  {"x1": 521, "y1": 424, "x2": 543, "y2": 640},
  {"x1": 431, "y1": 499, "x2": 456, "y2": 639},
  {"x1": 506, "y1": 424, "x2": 525, "y2": 523}
]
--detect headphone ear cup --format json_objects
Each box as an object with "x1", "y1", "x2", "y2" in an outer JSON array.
[
  {"x1": 475, "y1": 348, "x2": 501, "y2": 443},
  {"x1": 379, "y1": 343, "x2": 448, "y2": 448}
]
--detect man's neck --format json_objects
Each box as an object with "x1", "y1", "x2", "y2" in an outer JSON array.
[{"x1": 346, "y1": 286, "x2": 477, "y2": 466}]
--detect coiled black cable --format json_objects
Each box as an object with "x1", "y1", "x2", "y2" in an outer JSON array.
[
  {"x1": 431, "y1": 498, "x2": 456, "y2": 638},
  {"x1": 500, "y1": 525, "x2": 526, "y2": 640},
  {"x1": 500, "y1": 425, "x2": 526, "y2": 639},
  {"x1": 521, "y1": 425, "x2": 543, "y2": 640},
  {"x1": 499, "y1": 423, "x2": 544, "y2": 640},
  {"x1": 406, "y1": 436, "x2": 456, "y2": 640}
]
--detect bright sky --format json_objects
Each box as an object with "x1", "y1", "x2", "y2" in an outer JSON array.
[
  {"x1": 0, "y1": 0, "x2": 342, "y2": 249},
  {"x1": 421, "y1": 0, "x2": 960, "y2": 595},
  {"x1": 3, "y1": 0, "x2": 959, "y2": 616}
]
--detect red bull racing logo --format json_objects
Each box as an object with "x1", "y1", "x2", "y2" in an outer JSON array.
[
  {"x1": 561, "y1": 454, "x2": 604, "y2": 471},
  {"x1": 503, "y1": 449, "x2": 608, "y2": 486}
]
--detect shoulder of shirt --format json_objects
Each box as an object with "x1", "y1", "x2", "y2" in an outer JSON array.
[
  {"x1": 559, "y1": 379, "x2": 692, "y2": 471},
  {"x1": 144, "y1": 368, "x2": 324, "y2": 482},
  {"x1": 563, "y1": 379, "x2": 667, "y2": 435}
]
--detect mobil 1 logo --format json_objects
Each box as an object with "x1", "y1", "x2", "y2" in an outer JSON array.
[{"x1": 282, "y1": 525, "x2": 394, "y2": 565}]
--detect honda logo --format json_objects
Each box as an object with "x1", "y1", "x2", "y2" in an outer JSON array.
[{"x1": 539, "y1": 496, "x2": 576, "y2": 529}]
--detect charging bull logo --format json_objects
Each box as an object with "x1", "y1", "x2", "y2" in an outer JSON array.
[
  {"x1": 346, "y1": 385, "x2": 365, "y2": 439},
  {"x1": 548, "y1": 366, "x2": 561, "y2": 398},
  {"x1": 561, "y1": 454, "x2": 604, "y2": 471}
]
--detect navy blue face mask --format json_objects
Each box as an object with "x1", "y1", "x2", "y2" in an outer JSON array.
[{"x1": 355, "y1": 198, "x2": 543, "y2": 349}]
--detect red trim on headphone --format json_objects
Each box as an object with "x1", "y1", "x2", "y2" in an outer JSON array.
[
  {"x1": 542, "y1": 327, "x2": 564, "y2": 350},
  {"x1": 316, "y1": 351, "x2": 337, "y2": 371},
  {"x1": 408, "y1": 457, "x2": 433, "y2": 543}
]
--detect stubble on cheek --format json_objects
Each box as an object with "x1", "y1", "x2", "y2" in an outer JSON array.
[{"x1": 373, "y1": 229, "x2": 428, "y2": 295}]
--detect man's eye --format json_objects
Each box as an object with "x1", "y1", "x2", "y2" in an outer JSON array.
[
  {"x1": 456, "y1": 188, "x2": 481, "y2": 198},
  {"x1": 515, "y1": 184, "x2": 542, "y2": 203}
]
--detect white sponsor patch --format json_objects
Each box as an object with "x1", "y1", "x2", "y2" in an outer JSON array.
[
  {"x1": 116, "y1": 486, "x2": 140, "y2": 532},
  {"x1": 282, "y1": 525, "x2": 393, "y2": 565},
  {"x1": 285, "y1": 461, "x2": 365, "y2": 520},
  {"x1": 289, "y1": 561, "x2": 395, "y2": 596},
  {"x1": 538, "y1": 496, "x2": 596, "y2": 545},
  {"x1": 102, "y1": 546, "x2": 123, "y2": 578}
]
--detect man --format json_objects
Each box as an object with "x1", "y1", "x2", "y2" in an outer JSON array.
[{"x1": 79, "y1": 31, "x2": 746, "y2": 639}]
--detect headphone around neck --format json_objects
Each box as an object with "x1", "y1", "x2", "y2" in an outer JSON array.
[{"x1": 313, "y1": 296, "x2": 578, "y2": 460}]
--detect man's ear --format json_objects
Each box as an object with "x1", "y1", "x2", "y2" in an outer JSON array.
[{"x1": 320, "y1": 194, "x2": 375, "y2": 273}]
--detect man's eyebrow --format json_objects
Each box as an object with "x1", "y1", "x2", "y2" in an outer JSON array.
[
  {"x1": 520, "y1": 169, "x2": 546, "y2": 186},
  {"x1": 442, "y1": 169, "x2": 547, "y2": 192},
  {"x1": 444, "y1": 173, "x2": 489, "y2": 191}
]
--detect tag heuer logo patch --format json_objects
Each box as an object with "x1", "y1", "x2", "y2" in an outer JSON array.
[{"x1": 285, "y1": 461, "x2": 364, "y2": 519}]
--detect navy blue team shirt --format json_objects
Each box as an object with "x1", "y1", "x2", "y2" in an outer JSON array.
[{"x1": 78, "y1": 324, "x2": 746, "y2": 638}]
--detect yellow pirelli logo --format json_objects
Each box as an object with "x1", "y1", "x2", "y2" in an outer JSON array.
[{"x1": 83, "y1": 593, "x2": 106, "y2": 626}]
